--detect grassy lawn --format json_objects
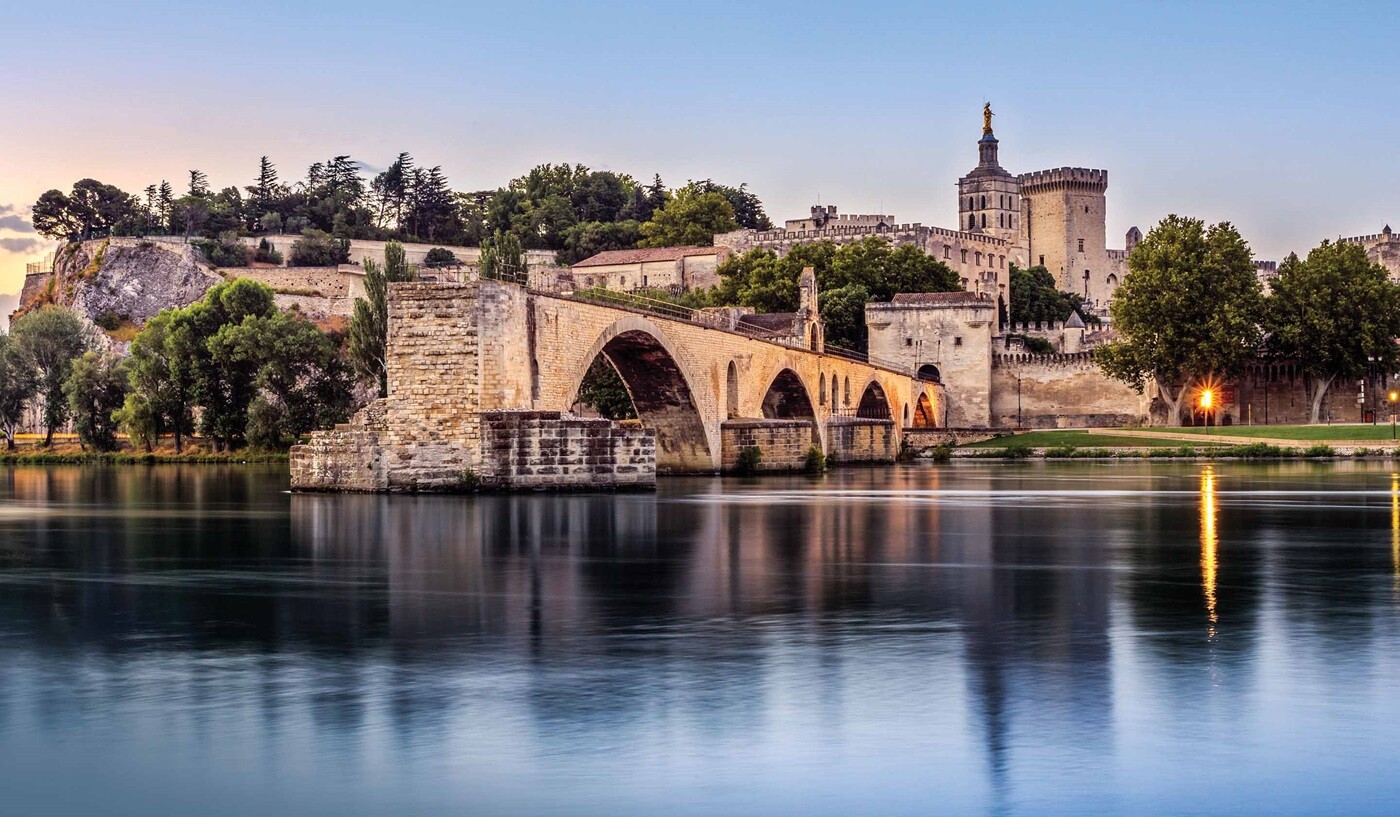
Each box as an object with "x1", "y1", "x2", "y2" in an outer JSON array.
[
  {"x1": 1153, "y1": 424, "x2": 1400, "y2": 441},
  {"x1": 962, "y1": 430, "x2": 1210, "y2": 449}
]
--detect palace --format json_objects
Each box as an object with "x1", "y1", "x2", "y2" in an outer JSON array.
[{"x1": 715, "y1": 105, "x2": 1139, "y2": 313}]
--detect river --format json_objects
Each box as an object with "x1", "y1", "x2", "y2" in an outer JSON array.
[{"x1": 2, "y1": 462, "x2": 1398, "y2": 815}]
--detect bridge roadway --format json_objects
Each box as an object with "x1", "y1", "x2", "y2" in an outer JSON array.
[{"x1": 294, "y1": 279, "x2": 942, "y2": 491}]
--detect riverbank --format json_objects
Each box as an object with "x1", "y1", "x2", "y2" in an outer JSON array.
[{"x1": 0, "y1": 442, "x2": 288, "y2": 465}]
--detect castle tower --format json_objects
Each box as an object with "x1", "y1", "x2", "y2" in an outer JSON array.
[
  {"x1": 958, "y1": 104, "x2": 1021, "y2": 246},
  {"x1": 957, "y1": 105, "x2": 1021, "y2": 311},
  {"x1": 1018, "y1": 167, "x2": 1111, "y2": 307}
]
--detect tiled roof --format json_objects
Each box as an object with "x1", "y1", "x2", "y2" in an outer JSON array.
[
  {"x1": 572, "y1": 246, "x2": 723, "y2": 268},
  {"x1": 889, "y1": 291, "x2": 988, "y2": 305}
]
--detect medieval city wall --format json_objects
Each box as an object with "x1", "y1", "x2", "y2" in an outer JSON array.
[
  {"x1": 990, "y1": 352, "x2": 1147, "y2": 428},
  {"x1": 720, "y1": 419, "x2": 814, "y2": 471}
]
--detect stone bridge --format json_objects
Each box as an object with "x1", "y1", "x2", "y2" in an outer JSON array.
[{"x1": 292, "y1": 280, "x2": 941, "y2": 491}]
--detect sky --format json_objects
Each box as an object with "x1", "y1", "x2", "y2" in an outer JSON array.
[{"x1": 2, "y1": 0, "x2": 1396, "y2": 314}]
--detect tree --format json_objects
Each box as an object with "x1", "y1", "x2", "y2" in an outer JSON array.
[
  {"x1": 170, "y1": 195, "x2": 211, "y2": 240},
  {"x1": 188, "y1": 169, "x2": 210, "y2": 198},
  {"x1": 168, "y1": 280, "x2": 278, "y2": 449},
  {"x1": 557, "y1": 220, "x2": 644, "y2": 266},
  {"x1": 639, "y1": 188, "x2": 738, "y2": 247},
  {"x1": 348, "y1": 242, "x2": 415, "y2": 398},
  {"x1": 1265, "y1": 241, "x2": 1400, "y2": 423},
  {"x1": 575, "y1": 357, "x2": 636, "y2": 420},
  {"x1": 290, "y1": 229, "x2": 350, "y2": 266},
  {"x1": 9, "y1": 306, "x2": 90, "y2": 445},
  {"x1": 1009, "y1": 264, "x2": 1090, "y2": 326},
  {"x1": 480, "y1": 231, "x2": 526, "y2": 280},
  {"x1": 31, "y1": 179, "x2": 142, "y2": 241},
  {"x1": 126, "y1": 310, "x2": 194, "y2": 452},
  {"x1": 63, "y1": 351, "x2": 128, "y2": 451},
  {"x1": 0, "y1": 332, "x2": 37, "y2": 450},
  {"x1": 211, "y1": 311, "x2": 353, "y2": 447},
  {"x1": 1096, "y1": 215, "x2": 1264, "y2": 425},
  {"x1": 819, "y1": 283, "x2": 872, "y2": 351},
  {"x1": 423, "y1": 247, "x2": 460, "y2": 268},
  {"x1": 684, "y1": 179, "x2": 772, "y2": 230}
]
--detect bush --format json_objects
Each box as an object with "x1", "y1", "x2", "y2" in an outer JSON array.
[
  {"x1": 254, "y1": 238, "x2": 283, "y2": 265},
  {"x1": 804, "y1": 445, "x2": 827, "y2": 474},
  {"x1": 195, "y1": 234, "x2": 250, "y2": 267},
  {"x1": 1003, "y1": 443, "x2": 1033, "y2": 459},
  {"x1": 1045, "y1": 445, "x2": 1077, "y2": 459},
  {"x1": 1214, "y1": 442, "x2": 1293, "y2": 459},
  {"x1": 1353, "y1": 447, "x2": 1373, "y2": 458},
  {"x1": 289, "y1": 229, "x2": 350, "y2": 267},
  {"x1": 423, "y1": 247, "x2": 460, "y2": 268},
  {"x1": 1013, "y1": 334, "x2": 1057, "y2": 355},
  {"x1": 93, "y1": 311, "x2": 126, "y2": 331},
  {"x1": 926, "y1": 443, "x2": 954, "y2": 463},
  {"x1": 735, "y1": 445, "x2": 762, "y2": 475},
  {"x1": 1303, "y1": 444, "x2": 1336, "y2": 458}
]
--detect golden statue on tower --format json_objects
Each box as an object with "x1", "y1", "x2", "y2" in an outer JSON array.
[{"x1": 983, "y1": 102, "x2": 994, "y2": 136}]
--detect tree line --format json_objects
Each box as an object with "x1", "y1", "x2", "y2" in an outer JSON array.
[
  {"x1": 0, "y1": 282, "x2": 352, "y2": 452},
  {"x1": 1098, "y1": 214, "x2": 1400, "y2": 424},
  {"x1": 31, "y1": 157, "x2": 773, "y2": 267}
]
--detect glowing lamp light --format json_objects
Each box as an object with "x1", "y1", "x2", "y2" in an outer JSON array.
[
  {"x1": 1199, "y1": 389, "x2": 1214, "y2": 410},
  {"x1": 1389, "y1": 390, "x2": 1398, "y2": 404}
]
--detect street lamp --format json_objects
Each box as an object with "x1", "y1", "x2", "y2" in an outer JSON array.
[
  {"x1": 1199, "y1": 388, "x2": 1214, "y2": 437},
  {"x1": 1389, "y1": 389, "x2": 1398, "y2": 441}
]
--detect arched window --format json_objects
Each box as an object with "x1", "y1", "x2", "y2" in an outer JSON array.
[
  {"x1": 999, "y1": 213, "x2": 1004, "y2": 228},
  {"x1": 980, "y1": 195, "x2": 986, "y2": 209},
  {"x1": 999, "y1": 255, "x2": 1005, "y2": 268},
  {"x1": 831, "y1": 377, "x2": 839, "y2": 408},
  {"x1": 818, "y1": 373, "x2": 826, "y2": 405},
  {"x1": 975, "y1": 252, "x2": 983, "y2": 265},
  {"x1": 726, "y1": 361, "x2": 739, "y2": 419},
  {"x1": 969, "y1": 214, "x2": 975, "y2": 229},
  {"x1": 981, "y1": 214, "x2": 987, "y2": 228},
  {"x1": 843, "y1": 377, "x2": 851, "y2": 407}
]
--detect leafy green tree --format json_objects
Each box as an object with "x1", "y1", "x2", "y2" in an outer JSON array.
[
  {"x1": 62, "y1": 351, "x2": 128, "y2": 451},
  {"x1": 1265, "y1": 241, "x2": 1400, "y2": 423},
  {"x1": 114, "y1": 392, "x2": 159, "y2": 452},
  {"x1": 170, "y1": 195, "x2": 211, "y2": 240},
  {"x1": 1009, "y1": 264, "x2": 1091, "y2": 326},
  {"x1": 9, "y1": 306, "x2": 90, "y2": 445},
  {"x1": 168, "y1": 280, "x2": 278, "y2": 449},
  {"x1": 290, "y1": 229, "x2": 350, "y2": 266},
  {"x1": 0, "y1": 332, "x2": 37, "y2": 450},
  {"x1": 126, "y1": 310, "x2": 194, "y2": 452},
  {"x1": 683, "y1": 179, "x2": 772, "y2": 230},
  {"x1": 31, "y1": 179, "x2": 143, "y2": 241},
  {"x1": 1097, "y1": 215, "x2": 1264, "y2": 425},
  {"x1": 639, "y1": 188, "x2": 738, "y2": 247},
  {"x1": 575, "y1": 358, "x2": 636, "y2": 420},
  {"x1": 558, "y1": 220, "x2": 644, "y2": 265},
  {"x1": 211, "y1": 311, "x2": 353, "y2": 447},
  {"x1": 349, "y1": 243, "x2": 416, "y2": 397},
  {"x1": 423, "y1": 247, "x2": 460, "y2": 268},
  {"x1": 708, "y1": 238, "x2": 958, "y2": 351},
  {"x1": 480, "y1": 231, "x2": 526, "y2": 280}
]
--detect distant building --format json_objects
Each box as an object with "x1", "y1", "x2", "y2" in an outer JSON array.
[
  {"x1": 569, "y1": 246, "x2": 730, "y2": 292},
  {"x1": 716, "y1": 104, "x2": 1141, "y2": 314},
  {"x1": 1339, "y1": 225, "x2": 1400, "y2": 280}
]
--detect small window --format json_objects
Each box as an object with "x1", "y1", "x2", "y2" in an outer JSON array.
[
  {"x1": 1039, "y1": 255, "x2": 1045, "y2": 266},
  {"x1": 905, "y1": 338, "x2": 913, "y2": 347},
  {"x1": 961, "y1": 249, "x2": 968, "y2": 263},
  {"x1": 975, "y1": 252, "x2": 983, "y2": 265},
  {"x1": 969, "y1": 214, "x2": 975, "y2": 229},
  {"x1": 981, "y1": 214, "x2": 987, "y2": 228},
  {"x1": 954, "y1": 337, "x2": 963, "y2": 347},
  {"x1": 1000, "y1": 255, "x2": 1006, "y2": 268},
  {"x1": 944, "y1": 245, "x2": 951, "y2": 259},
  {"x1": 1078, "y1": 239, "x2": 1085, "y2": 252},
  {"x1": 980, "y1": 195, "x2": 986, "y2": 208},
  {"x1": 1084, "y1": 205, "x2": 1090, "y2": 213}
]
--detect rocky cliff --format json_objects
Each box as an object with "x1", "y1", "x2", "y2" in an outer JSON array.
[{"x1": 16, "y1": 238, "x2": 223, "y2": 338}]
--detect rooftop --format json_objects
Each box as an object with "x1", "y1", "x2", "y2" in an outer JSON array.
[
  {"x1": 572, "y1": 246, "x2": 724, "y2": 268},
  {"x1": 888, "y1": 291, "x2": 990, "y2": 305}
]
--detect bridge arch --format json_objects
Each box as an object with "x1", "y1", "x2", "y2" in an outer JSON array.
[
  {"x1": 856, "y1": 378, "x2": 893, "y2": 421},
  {"x1": 761, "y1": 368, "x2": 821, "y2": 445},
  {"x1": 566, "y1": 317, "x2": 715, "y2": 473},
  {"x1": 912, "y1": 391, "x2": 937, "y2": 428}
]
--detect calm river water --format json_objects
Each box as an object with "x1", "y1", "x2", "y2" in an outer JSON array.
[{"x1": 2, "y1": 462, "x2": 1400, "y2": 816}]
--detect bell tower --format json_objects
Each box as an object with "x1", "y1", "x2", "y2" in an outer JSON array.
[{"x1": 957, "y1": 104, "x2": 1021, "y2": 245}]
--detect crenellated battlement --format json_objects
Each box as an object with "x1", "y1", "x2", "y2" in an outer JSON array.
[
  {"x1": 1017, "y1": 167, "x2": 1108, "y2": 193},
  {"x1": 993, "y1": 350, "x2": 1097, "y2": 368}
]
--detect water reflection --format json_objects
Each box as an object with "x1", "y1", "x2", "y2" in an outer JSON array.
[
  {"x1": 2, "y1": 463, "x2": 1400, "y2": 816},
  {"x1": 1201, "y1": 465, "x2": 1219, "y2": 635}
]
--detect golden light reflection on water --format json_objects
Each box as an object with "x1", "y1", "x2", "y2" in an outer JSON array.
[
  {"x1": 1391, "y1": 473, "x2": 1398, "y2": 599},
  {"x1": 1200, "y1": 466, "x2": 1218, "y2": 636}
]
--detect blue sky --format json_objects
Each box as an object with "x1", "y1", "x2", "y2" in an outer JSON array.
[{"x1": 2, "y1": 0, "x2": 1395, "y2": 304}]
